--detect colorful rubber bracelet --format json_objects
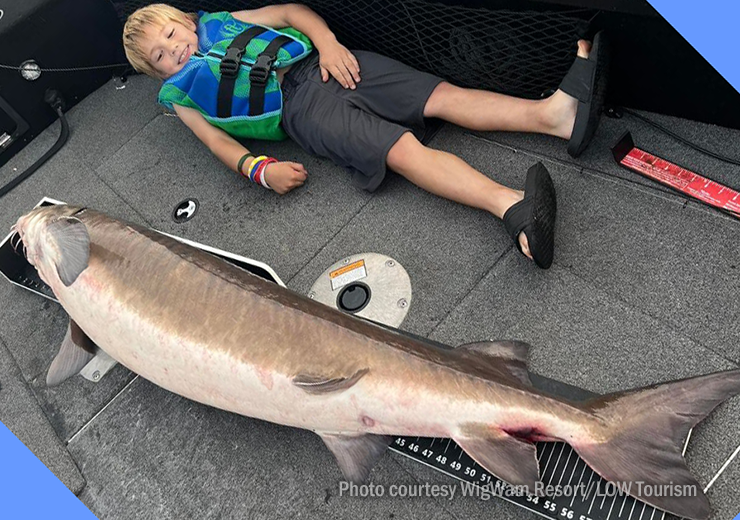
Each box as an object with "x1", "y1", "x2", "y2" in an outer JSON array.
[
  {"x1": 250, "y1": 158, "x2": 268, "y2": 183},
  {"x1": 236, "y1": 153, "x2": 254, "y2": 177},
  {"x1": 257, "y1": 158, "x2": 278, "y2": 189},
  {"x1": 249, "y1": 156, "x2": 267, "y2": 184},
  {"x1": 247, "y1": 155, "x2": 268, "y2": 180},
  {"x1": 252, "y1": 160, "x2": 267, "y2": 185},
  {"x1": 253, "y1": 158, "x2": 270, "y2": 186},
  {"x1": 254, "y1": 159, "x2": 272, "y2": 188}
]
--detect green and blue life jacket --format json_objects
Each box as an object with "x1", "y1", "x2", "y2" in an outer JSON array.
[{"x1": 158, "y1": 11, "x2": 313, "y2": 140}]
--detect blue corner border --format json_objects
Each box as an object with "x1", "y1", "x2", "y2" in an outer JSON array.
[
  {"x1": 0, "y1": 3, "x2": 738, "y2": 520},
  {"x1": 647, "y1": 0, "x2": 740, "y2": 94},
  {"x1": 0, "y1": 421, "x2": 98, "y2": 519}
]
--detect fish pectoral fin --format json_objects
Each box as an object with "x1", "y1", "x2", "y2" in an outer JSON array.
[
  {"x1": 46, "y1": 319, "x2": 97, "y2": 387},
  {"x1": 45, "y1": 217, "x2": 90, "y2": 286},
  {"x1": 318, "y1": 432, "x2": 393, "y2": 483},
  {"x1": 456, "y1": 340, "x2": 532, "y2": 386},
  {"x1": 292, "y1": 368, "x2": 369, "y2": 395},
  {"x1": 454, "y1": 427, "x2": 541, "y2": 493}
]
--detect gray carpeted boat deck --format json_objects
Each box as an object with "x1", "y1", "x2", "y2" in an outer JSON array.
[{"x1": 0, "y1": 73, "x2": 738, "y2": 520}]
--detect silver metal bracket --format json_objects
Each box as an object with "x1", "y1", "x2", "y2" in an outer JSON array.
[{"x1": 79, "y1": 349, "x2": 118, "y2": 382}]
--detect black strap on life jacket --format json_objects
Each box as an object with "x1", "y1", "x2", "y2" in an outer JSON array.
[
  {"x1": 248, "y1": 35, "x2": 292, "y2": 116},
  {"x1": 217, "y1": 27, "x2": 293, "y2": 118},
  {"x1": 217, "y1": 26, "x2": 264, "y2": 118}
]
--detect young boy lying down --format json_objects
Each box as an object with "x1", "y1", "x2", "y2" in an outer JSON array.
[{"x1": 123, "y1": 3, "x2": 608, "y2": 269}]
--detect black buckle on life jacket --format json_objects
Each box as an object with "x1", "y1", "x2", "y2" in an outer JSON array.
[
  {"x1": 220, "y1": 47, "x2": 244, "y2": 79},
  {"x1": 249, "y1": 53, "x2": 275, "y2": 86},
  {"x1": 217, "y1": 29, "x2": 294, "y2": 119}
]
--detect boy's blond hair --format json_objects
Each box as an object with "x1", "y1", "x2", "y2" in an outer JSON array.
[{"x1": 123, "y1": 4, "x2": 198, "y2": 78}]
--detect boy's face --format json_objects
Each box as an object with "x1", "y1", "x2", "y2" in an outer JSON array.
[{"x1": 141, "y1": 18, "x2": 199, "y2": 79}]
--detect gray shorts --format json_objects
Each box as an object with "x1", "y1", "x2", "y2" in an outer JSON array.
[{"x1": 281, "y1": 50, "x2": 444, "y2": 192}]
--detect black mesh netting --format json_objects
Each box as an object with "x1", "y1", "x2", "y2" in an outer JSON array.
[{"x1": 114, "y1": 0, "x2": 593, "y2": 98}]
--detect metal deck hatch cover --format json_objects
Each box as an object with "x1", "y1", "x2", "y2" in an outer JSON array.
[{"x1": 308, "y1": 253, "x2": 412, "y2": 328}]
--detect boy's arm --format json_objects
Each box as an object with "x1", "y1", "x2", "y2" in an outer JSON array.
[
  {"x1": 173, "y1": 104, "x2": 307, "y2": 195},
  {"x1": 231, "y1": 4, "x2": 361, "y2": 89}
]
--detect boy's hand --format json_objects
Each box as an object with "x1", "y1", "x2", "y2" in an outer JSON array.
[
  {"x1": 264, "y1": 161, "x2": 308, "y2": 195},
  {"x1": 318, "y1": 40, "x2": 361, "y2": 89}
]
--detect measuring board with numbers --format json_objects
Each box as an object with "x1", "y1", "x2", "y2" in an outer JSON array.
[
  {"x1": 612, "y1": 131, "x2": 740, "y2": 219},
  {"x1": 388, "y1": 371, "x2": 685, "y2": 520}
]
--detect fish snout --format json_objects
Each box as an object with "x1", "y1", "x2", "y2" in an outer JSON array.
[
  {"x1": 8, "y1": 224, "x2": 24, "y2": 256},
  {"x1": 10, "y1": 217, "x2": 31, "y2": 256},
  {"x1": 14, "y1": 210, "x2": 41, "y2": 238},
  {"x1": 12, "y1": 215, "x2": 26, "y2": 235},
  {"x1": 12, "y1": 212, "x2": 45, "y2": 264}
]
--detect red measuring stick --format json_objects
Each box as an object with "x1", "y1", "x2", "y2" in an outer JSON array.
[{"x1": 612, "y1": 132, "x2": 740, "y2": 219}]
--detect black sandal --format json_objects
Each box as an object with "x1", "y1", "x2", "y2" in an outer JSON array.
[
  {"x1": 503, "y1": 162, "x2": 557, "y2": 269},
  {"x1": 561, "y1": 31, "x2": 610, "y2": 158}
]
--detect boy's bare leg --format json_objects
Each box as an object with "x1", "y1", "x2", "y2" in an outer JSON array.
[
  {"x1": 423, "y1": 41, "x2": 591, "y2": 138},
  {"x1": 386, "y1": 132, "x2": 534, "y2": 260}
]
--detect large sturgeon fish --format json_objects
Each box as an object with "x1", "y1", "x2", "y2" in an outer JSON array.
[{"x1": 11, "y1": 205, "x2": 740, "y2": 520}]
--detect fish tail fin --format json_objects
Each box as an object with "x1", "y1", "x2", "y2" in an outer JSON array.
[{"x1": 572, "y1": 369, "x2": 740, "y2": 520}]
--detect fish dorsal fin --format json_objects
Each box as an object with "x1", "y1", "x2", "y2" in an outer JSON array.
[
  {"x1": 318, "y1": 433, "x2": 393, "y2": 483},
  {"x1": 456, "y1": 340, "x2": 532, "y2": 386},
  {"x1": 458, "y1": 340, "x2": 529, "y2": 362},
  {"x1": 293, "y1": 368, "x2": 369, "y2": 395},
  {"x1": 46, "y1": 217, "x2": 90, "y2": 286},
  {"x1": 47, "y1": 320, "x2": 97, "y2": 386},
  {"x1": 454, "y1": 425, "x2": 541, "y2": 492}
]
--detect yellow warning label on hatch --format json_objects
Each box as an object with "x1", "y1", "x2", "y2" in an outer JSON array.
[{"x1": 330, "y1": 260, "x2": 367, "y2": 291}]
